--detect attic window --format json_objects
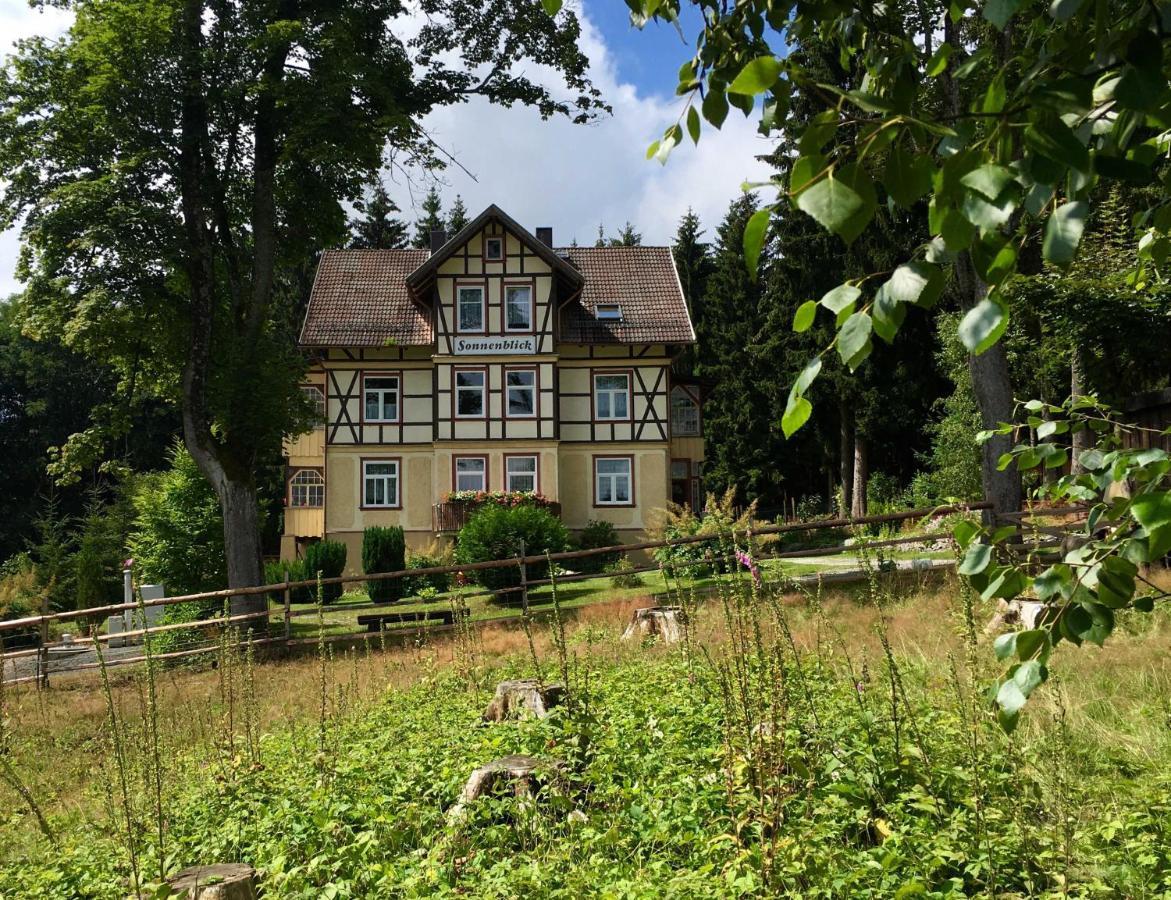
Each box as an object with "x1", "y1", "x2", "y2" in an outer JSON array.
[
  {"x1": 485, "y1": 237, "x2": 504, "y2": 261},
  {"x1": 595, "y1": 304, "x2": 622, "y2": 321}
]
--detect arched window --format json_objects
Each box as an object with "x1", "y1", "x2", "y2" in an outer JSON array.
[
  {"x1": 289, "y1": 469, "x2": 324, "y2": 508},
  {"x1": 671, "y1": 385, "x2": 701, "y2": 436}
]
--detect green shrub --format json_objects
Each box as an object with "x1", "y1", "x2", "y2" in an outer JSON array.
[
  {"x1": 454, "y1": 504, "x2": 569, "y2": 600},
  {"x1": 362, "y1": 526, "x2": 406, "y2": 603},
  {"x1": 264, "y1": 558, "x2": 308, "y2": 604},
  {"x1": 302, "y1": 539, "x2": 347, "y2": 604},
  {"x1": 574, "y1": 520, "x2": 621, "y2": 574},
  {"x1": 403, "y1": 548, "x2": 452, "y2": 596},
  {"x1": 607, "y1": 555, "x2": 643, "y2": 588}
]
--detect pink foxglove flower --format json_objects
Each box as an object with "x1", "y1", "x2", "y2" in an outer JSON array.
[{"x1": 734, "y1": 548, "x2": 762, "y2": 588}]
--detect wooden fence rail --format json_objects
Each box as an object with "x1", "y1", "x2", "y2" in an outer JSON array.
[{"x1": 2, "y1": 500, "x2": 1054, "y2": 688}]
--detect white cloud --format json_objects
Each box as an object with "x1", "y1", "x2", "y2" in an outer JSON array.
[{"x1": 0, "y1": 0, "x2": 772, "y2": 297}]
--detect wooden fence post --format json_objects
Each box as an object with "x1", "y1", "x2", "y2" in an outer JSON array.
[
  {"x1": 37, "y1": 593, "x2": 49, "y2": 690},
  {"x1": 283, "y1": 567, "x2": 292, "y2": 643},
  {"x1": 518, "y1": 540, "x2": 529, "y2": 615}
]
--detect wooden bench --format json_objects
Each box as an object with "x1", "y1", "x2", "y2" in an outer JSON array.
[{"x1": 356, "y1": 608, "x2": 468, "y2": 632}]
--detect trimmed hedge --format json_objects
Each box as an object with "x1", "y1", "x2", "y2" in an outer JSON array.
[
  {"x1": 362, "y1": 526, "x2": 406, "y2": 603},
  {"x1": 303, "y1": 539, "x2": 347, "y2": 604},
  {"x1": 454, "y1": 504, "x2": 569, "y2": 600}
]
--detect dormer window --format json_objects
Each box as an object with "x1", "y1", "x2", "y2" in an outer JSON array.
[
  {"x1": 595, "y1": 304, "x2": 622, "y2": 321},
  {"x1": 484, "y1": 237, "x2": 504, "y2": 261}
]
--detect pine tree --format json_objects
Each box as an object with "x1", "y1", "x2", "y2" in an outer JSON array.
[
  {"x1": 671, "y1": 208, "x2": 712, "y2": 376},
  {"x1": 411, "y1": 186, "x2": 445, "y2": 248},
  {"x1": 594, "y1": 223, "x2": 607, "y2": 247},
  {"x1": 447, "y1": 194, "x2": 469, "y2": 234},
  {"x1": 610, "y1": 221, "x2": 642, "y2": 247},
  {"x1": 349, "y1": 182, "x2": 409, "y2": 249}
]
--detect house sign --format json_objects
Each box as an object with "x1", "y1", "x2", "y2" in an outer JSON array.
[{"x1": 453, "y1": 336, "x2": 537, "y2": 355}]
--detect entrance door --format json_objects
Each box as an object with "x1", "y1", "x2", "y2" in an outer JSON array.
[{"x1": 670, "y1": 459, "x2": 692, "y2": 509}]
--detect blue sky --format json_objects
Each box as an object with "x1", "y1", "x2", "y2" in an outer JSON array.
[{"x1": 0, "y1": 0, "x2": 771, "y2": 296}]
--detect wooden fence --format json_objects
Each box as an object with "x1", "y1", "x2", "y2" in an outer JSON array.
[{"x1": 2, "y1": 500, "x2": 1077, "y2": 689}]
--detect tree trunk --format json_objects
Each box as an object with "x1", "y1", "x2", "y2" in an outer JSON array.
[
  {"x1": 851, "y1": 435, "x2": 868, "y2": 518},
  {"x1": 954, "y1": 252, "x2": 1022, "y2": 520},
  {"x1": 1070, "y1": 350, "x2": 1090, "y2": 474},
  {"x1": 839, "y1": 402, "x2": 855, "y2": 517}
]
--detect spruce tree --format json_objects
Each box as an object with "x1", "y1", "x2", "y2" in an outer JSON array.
[
  {"x1": 446, "y1": 194, "x2": 469, "y2": 234},
  {"x1": 411, "y1": 186, "x2": 445, "y2": 248},
  {"x1": 610, "y1": 221, "x2": 642, "y2": 247},
  {"x1": 349, "y1": 182, "x2": 409, "y2": 249},
  {"x1": 671, "y1": 208, "x2": 712, "y2": 376}
]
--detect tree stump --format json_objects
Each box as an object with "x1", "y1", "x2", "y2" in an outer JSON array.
[
  {"x1": 448, "y1": 754, "x2": 567, "y2": 821},
  {"x1": 985, "y1": 598, "x2": 1047, "y2": 634},
  {"x1": 166, "y1": 864, "x2": 257, "y2": 900},
  {"x1": 622, "y1": 606, "x2": 686, "y2": 644},
  {"x1": 483, "y1": 679, "x2": 565, "y2": 722}
]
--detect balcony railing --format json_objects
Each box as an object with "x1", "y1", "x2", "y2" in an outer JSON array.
[{"x1": 433, "y1": 499, "x2": 562, "y2": 533}]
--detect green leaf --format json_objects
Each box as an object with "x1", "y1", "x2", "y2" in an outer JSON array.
[
  {"x1": 743, "y1": 207, "x2": 771, "y2": 280},
  {"x1": 795, "y1": 163, "x2": 876, "y2": 245},
  {"x1": 958, "y1": 297, "x2": 1008, "y2": 354},
  {"x1": 872, "y1": 286, "x2": 906, "y2": 343},
  {"x1": 782, "y1": 395, "x2": 812, "y2": 438},
  {"x1": 820, "y1": 283, "x2": 861, "y2": 314},
  {"x1": 1131, "y1": 492, "x2": 1171, "y2": 531},
  {"x1": 984, "y1": 0, "x2": 1023, "y2": 29},
  {"x1": 953, "y1": 518, "x2": 980, "y2": 549},
  {"x1": 686, "y1": 106, "x2": 701, "y2": 145},
  {"x1": 996, "y1": 677, "x2": 1027, "y2": 716},
  {"x1": 961, "y1": 164, "x2": 1015, "y2": 201},
  {"x1": 958, "y1": 542, "x2": 993, "y2": 575},
  {"x1": 1049, "y1": 0, "x2": 1088, "y2": 19},
  {"x1": 836, "y1": 312, "x2": 873, "y2": 370},
  {"x1": 961, "y1": 190, "x2": 1016, "y2": 231},
  {"x1": 792, "y1": 357, "x2": 822, "y2": 396},
  {"x1": 1096, "y1": 556, "x2": 1136, "y2": 609},
  {"x1": 993, "y1": 631, "x2": 1017, "y2": 661},
  {"x1": 702, "y1": 88, "x2": 729, "y2": 128},
  {"x1": 884, "y1": 145, "x2": 935, "y2": 208},
  {"x1": 1042, "y1": 200, "x2": 1088, "y2": 266},
  {"x1": 1025, "y1": 117, "x2": 1090, "y2": 174},
  {"x1": 728, "y1": 56, "x2": 782, "y2": 95},
  {"x1": 885, "y1": 262, "x2": 944, "y2": 308},
  {"x1": 1034, "y1": 564, "x2": 1071, "y2": 599},
  {"x1": 926, "y1": 43, "x2": 953, "y2": 77},
  {"x1": 793, "y1": 300, "x2": 817, "y2": 333},
  {"x1": 1015, "y1": 629, "x2": 1050, "y2": 661},
  {"x1": 541, "y1": 0, "x2": 563, "y2": 14},
  {"x1": 1012, "y1": 658, "x2": 1046, "y2": 697}
]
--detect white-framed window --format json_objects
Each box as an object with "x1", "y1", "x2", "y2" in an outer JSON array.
[
  {"x1": 505, "y1": 284, "x2": 533, "y2": 331},
  {"x1": 594, "y1": 372, "x2": 631, "y2": 421},
  {"x1": 454, "y1": 456, "x2": 487, "y2": 492},
  {"x1": 595, "y1": 303, "x2": 622, "y2": 320},
  {"x1": 457, "y1": 285, "x2": 485, "y2": 332},
  {"x1": 455, "y1": 369, "x2": 486, "y2": 417},
  {"x1": 485, "y1": 236, "x2": 504, "y2": 261},
  {"x1": 300, "y1": 385, "x2": 326, "y2": 426},
  {"x1": 289, "y1": 469, "x2": 324, "y2": 507},
  {"x1": 506, "y1": 369, "x2": 536, "y2": 418},
  {"x1": 670, "y1": 385, "x2": 701, "y2": 436},
  {"x1": 362, "y1": 460, "x2": 400, "y2": 508},
  {"x1": 594, "y1": 457, "x2": 633, "y2": 506},
  {"x1": 506, "y1": 455, "x2": 538, "y2": 493},
  {"x1": 363, "y1": 374, "x2": 400, "y2": 423}
]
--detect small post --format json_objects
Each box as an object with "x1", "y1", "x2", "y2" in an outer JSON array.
[
  {"x1": 37, "y1": 592, "x2": 49, "y2": 690},
  {"x1": 518, "y1": 539, "x2": 529, "y2": 614},
  {"x1": 283, "y1": 567, "x2": 292, "y2": 643}
]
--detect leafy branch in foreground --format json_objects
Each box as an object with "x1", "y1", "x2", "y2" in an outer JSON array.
[
  {"x1": 604, "y1": 0, "x2": 1171, "y2": 437},
  {"x1": 954, "y1": 396, "x2": 1171, "y2": 731}
]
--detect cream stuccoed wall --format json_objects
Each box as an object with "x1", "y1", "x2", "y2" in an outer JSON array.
[
  {"x1": 433, "y1": 441, "x2": 560, "y2": 498},
  {"x1": 557, "y1": 443, "x2": 669, "y2": 532}
]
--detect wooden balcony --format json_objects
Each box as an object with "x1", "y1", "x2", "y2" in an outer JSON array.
[{"x1": 433, "y1": 499, "x2": 562, "y2": 533}]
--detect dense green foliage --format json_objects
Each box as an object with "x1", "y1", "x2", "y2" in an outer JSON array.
[
  {"x1": 302, "y1": 541, "x2": 347, "y2": 605},
  {"x1": 571, "y1": 521, "x2": 621, "y2": 575},
  {"x1": 455, "y1": 505, "x2": 569, "y2": 597},
  {"x1": 362, "y1": 526, "x2": 406, "y2": 603},
  {"x1": 403, "y1": 550, "x2": 453, "y2": 598},
  {"x1": 128, "y1": 444, "x2": 225, "y2": 597},
  {"x1": 5, "y1": 611, "x2": 1171, "y2": 897}
]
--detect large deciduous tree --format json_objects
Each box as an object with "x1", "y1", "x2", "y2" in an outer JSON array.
[{"x1": 1, "y1": 0, "x2": 605, "y2": 612}]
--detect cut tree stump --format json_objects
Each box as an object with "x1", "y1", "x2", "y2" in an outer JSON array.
[
  {"x1": 483, "y1": 679, "x2": 565, "y2": 722},
  {"x1": 985, "y1": 598, "x2": 1047, "y2": 634},
  {"x1": 622, "y1": 606, "x2": 686, "y2": 644},
  {"x1": 448, "y1": 754, "x2": 567, "y2": 821},
  {"x1": 166, "y1": 864, "x2": 256, "y2": 900}
]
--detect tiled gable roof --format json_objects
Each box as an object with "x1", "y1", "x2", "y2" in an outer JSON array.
[
  {"x1": 559, "y1": 246, "x2": 695, "y2": 344},
  {"x1": 299, "y1": 249, "x2": 432, "y2": 347}
]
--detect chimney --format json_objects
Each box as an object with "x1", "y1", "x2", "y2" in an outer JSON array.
[
  {"x1": 430, "y1": 228, "x2": 447, "y2": 252},
  {"x1": 536, "y1": 226, "x2": 553, "y2": 247}
]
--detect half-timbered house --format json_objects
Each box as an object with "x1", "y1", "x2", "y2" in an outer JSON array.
[{"x1": 280, "y1": 205, "x2": 704, "y2": 566}]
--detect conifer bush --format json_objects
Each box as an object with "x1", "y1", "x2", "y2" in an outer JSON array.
[
  {"x1": 302, "y1": 539, "x2": 347, "y2": 604},
  {"x1": 362, "y1": 526, "x2": 406, "y2": 603}
]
